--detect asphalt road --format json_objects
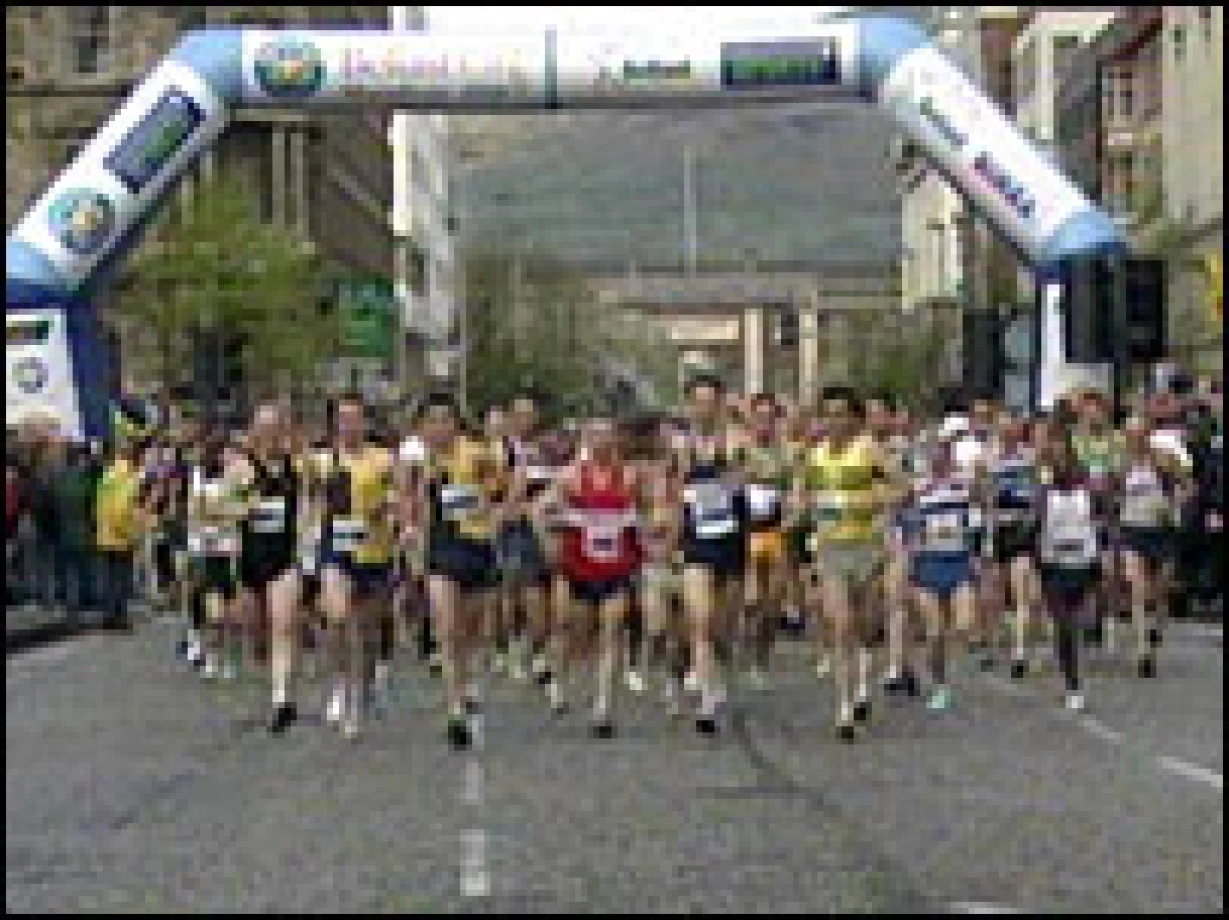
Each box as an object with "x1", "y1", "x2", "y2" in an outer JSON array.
[{"x1": 6, "y1": 617, "x2": 1223, "y2": 913}]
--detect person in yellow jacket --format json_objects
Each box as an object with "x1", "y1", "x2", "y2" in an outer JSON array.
[{"x1": 95, "y1": 439, "x2": 151, "y2": 631}]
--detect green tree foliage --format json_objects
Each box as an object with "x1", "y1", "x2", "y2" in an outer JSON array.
[
  {"x1": 111, "y1": 175, "x2": 338, "y2": 404},
  {"x1": 462, "y1": 248, "x2": 674, "y2": 423}
]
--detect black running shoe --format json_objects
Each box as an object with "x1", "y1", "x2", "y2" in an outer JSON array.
[
  {"x1": 853, "y1": 700, "x2": 871, "y2": 723},
  {"x1": 837, "y1": 722, "x2": 856, "y2": 742},
  {"x1": 903, "y1": 670, "x2": 922, "y2": 698},
  {"x1": 463, "y1": 698, "x2": 482, "y2": 716},
  {"x1": 695, "y1": 715, "x2": 719, "y2": 736},
  {"x1": 979, "y1": 653, "x2": 997, "y2": 672},
  {"x1": 447, "y1": 717, "x2": 472, "y2": 750},
  {"x1": 428, "y1": 658, "x2": 443, "y2": 678},
  {"x1": 1010, "y1": 659, "x2": 1028, "y2": 679},
  {"x1": 1147, "y1": 627, "x2": 1162, "y2": 649},
  {"x1": 1137, "y1": 656, "x2": 1156, "y2": 679},
  {"x1": 268, "y1": 704, "x2": 298, "y2": 734},
  {"x1": 535, "y1": 668, "x2": 553, "y2": 688},
  {"x1": 591, "y1": 719, "x2": 615, "y2": 739},
  {"x1": 883, "y1": 676, "x2": 905, "y2": 697}
]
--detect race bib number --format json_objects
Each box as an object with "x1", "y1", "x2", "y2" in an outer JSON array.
[
  {"x1": 684, "y1": 483, "x2": 737, "y2": 539},
  {"x1": 744, "y1": 483, "x2": 780, "y2": 521},
  {"x1": 330, "y1": 518, "x2": 367, "y2": 554},
  {"x1": 249, "y1": 497, "x2": 287, "y2": 534},
  {"x1": 582, "y1": 522, "x2": 624, "y2": 563},
  {"x1": 815, "y1": 493, "x2": 846, "y2": 523},
  {"x1": 440, "y1": 485, "x2": 480, "y2": 521},
  {"x1": 191, "y1": 526, "x2": 239, "y2": 557}
]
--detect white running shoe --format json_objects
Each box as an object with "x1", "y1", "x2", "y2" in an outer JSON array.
[
  {"x1": 325, "y1": 684, "x2": 344, "y2": 724},
  {"x1": 186, "y1": 639, "x2": 204, "y2": 667},
  {"x1": 201, "y1": 657, "x2": 221, "y2": 680},
  {"x1": 625, "y1": 669, "x2": 647, "y2": 695},
  {"x1": 815, "y1": 655, "x2": 832, "y2": 679},
  {"x1": 1065, "y1": 692, "x2": 1086, "y2": 713},
  {"x1": 683, "y1": 670, "x2": 699, "y2": 694}
]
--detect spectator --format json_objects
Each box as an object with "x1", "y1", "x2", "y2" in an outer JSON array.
[
  {"x1": 48, "y1": 440, "x2": 103, "y2": 627},
  {"x1": 94, "y1": 439, "x2": 148, "y2": 632}
]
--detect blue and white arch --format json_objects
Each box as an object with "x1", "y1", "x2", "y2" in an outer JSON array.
[{"x1": 5, "y1": 15, "x2": 1128, "y2": 434}]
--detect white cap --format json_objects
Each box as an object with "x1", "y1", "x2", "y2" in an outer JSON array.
[
  {"x1": 939, "y1": 415, "x2": 970, "y2": 440},
  {"x1": 399, "y1": 436, "x2": 428, "y2": 467}
]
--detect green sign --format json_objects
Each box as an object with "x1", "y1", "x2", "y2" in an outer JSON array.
[{"x1": 337, "y1": 276, "x2": 397, "y2": 360}]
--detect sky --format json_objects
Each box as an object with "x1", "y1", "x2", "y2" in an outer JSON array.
[{"x1": 425, "y1": 6, "x2": 850, "y2": 32}]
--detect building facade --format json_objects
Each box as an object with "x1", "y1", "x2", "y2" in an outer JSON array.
[{"x1": 5, "y1": 6, "x2": 412, "y2": 406}]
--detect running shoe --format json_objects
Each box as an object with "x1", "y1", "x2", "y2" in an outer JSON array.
[
  {"x1": 815, "y1": 655, "x2": 832, "y2": 679},
  {"x1": 1064, "y1": 692, "x2": 1086, "y2": 712},
  {"x1": 1010, "y1": 659, "x2": 1028, "y2": 679},
  {"x1": 1137, "y1": 656, "x2": 1156, "y2": 679},
  {"x1": 836, "y1": 722, "x2": 857, "y2": 742},
  {"x1": 853, "y1": 699, "x2": 872, "y2": 723},
  {"x1": 268, "y1": 704, "x2": 298, "y2": 734},
  {"x1": 447, "y1": 715, "x2": 472, "y2": 749},
  {"x1": 591, "y1": 718, "x2": 616, "y2": 739},
  {"x1": 926, "y1": 686, "x2": 953, "y2": 712}
]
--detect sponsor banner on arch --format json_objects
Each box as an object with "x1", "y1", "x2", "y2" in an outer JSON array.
[{"x1": 880, "y1": 44, "x2": 1090, "y2": 265}]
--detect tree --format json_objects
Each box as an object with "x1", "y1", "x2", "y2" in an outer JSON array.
[{"x1": 111, "y1": 175, "x2": 338, "y2": 409}]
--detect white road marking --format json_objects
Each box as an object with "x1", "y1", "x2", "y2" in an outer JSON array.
[
  {"x1": 460, "y1": 829, "x2": 490, "y2": 897},
  {"x1": 1156, "y1": 757, "x2": 1224, "y2": 792},
  {"x1": 1077, "y1": 717, "x2": 1125, "y2": 744},
  {"x1": 948, "y1": 901, "x2": 1025, "y2": 913}
]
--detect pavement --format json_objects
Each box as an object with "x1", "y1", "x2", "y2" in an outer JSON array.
[{"x1": 6, "y1": 616, "x2": 1223, "y2": 914}]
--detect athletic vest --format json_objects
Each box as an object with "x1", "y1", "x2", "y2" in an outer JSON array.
[
  {"x1": 804, "y1": 436, "x2": 880, "y2": 544},
  {"x1": 990, "y1": 447, "x2": 1040, "y2": 524},
  {"x1": 428, "y1": 437, "x2": 495, "y2": 543},
  {"x1": 242, "y1": 452, "x2": 300, "y2": 552},
  {"x1": 317, "y1": 445, "x2": 394, "y2": 564},
  {"x1": 1119, "y1": 462, "x2": 1172, "y2": 529},
  {"x1": 1073, "y1": 432, "x2": 1123, "y2": 490},
  {"x1": 679, "y1": 431, "x2": 743, "y2": 542},
  {"x1": 1039, "y1": 486, "x2": 1100, "y2": 567},
  {"x1": 738, "y1": 439, "x2": 792, "y2": 530},
  {"x1": 559, "y1": 463, "x2": 640, "y2": 582},
  {"x1": 908, "y1": 474, "x2": 980, "y2": 555},
  {"x1": 189, "y1": 465, "x2": 245, "y2": 557}
]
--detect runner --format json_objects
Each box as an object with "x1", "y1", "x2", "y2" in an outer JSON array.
[
  {"x1": 736, "y1": 393, "x2": 794, "y2": 688},
  {"x1": 554, "y1": 417, "x2": 645, "y2": 736},
  {"x1": 1115, "y1": 415, "x2": 1185, "y2": 678},
  {"x1": 500, "y1": 392, "x2": 557, "y2": 685},
  {"x1": 901, "y1": 430, "x2": 984, "y2": 712},
  {"x1": 236, "y1": 402, "x2": 306, "y2": 732},
  {"x1": 310, "y1": 395, "x2": 397, "y2": 740},
  {"x1": 413, "y1": 392, "x2": 502, "y2": 749},
  {"x1": 1037, "y1": 432, "x2": 1103, "y2": 712},
  {"x1": 674, "y1": 374, "x2": 747, "y2": 734},
  {"x1": 187, "y1": 430, "x2": 246, "y2": 678},
  {"x1": 985, "y1": 412, "x2": 1043, "y2": 678},
  {"x1": 797, "y1": 386, "x2": 895, "y2": 740}
]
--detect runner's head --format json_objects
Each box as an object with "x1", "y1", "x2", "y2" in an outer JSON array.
[
  {"x1": 583, "y1": 416, "x2": 619, "y2": 461},
  {"x1": 484, "y1": 405, "x2": 507, "y2": 441},
  {"x1": 250, "y1": 401, "x2": 286, "y2": 454},
  {"x1": 866, "y1": 391, "x2": 896, "y2": 438},
  {"x1": 419, "y1": 391, "x2": 463, "y2": 448},
  {"x1": 509, "y1": 390, "x2": 539, "y2": 440},
  {"x1": 819, "y1": 385, "x2": 863, "y2": 442},
  {"x1": 685, "y1": 373, "x2": 725, "y2": 427},
  {"x1": 748, "y1": 393, "x2": 779, "y2": 439},
  {"x1": 335, "y1": 393, "x2": 366, "y2": 449},
  {"x1": 1123, "y1": 414, "x2": 1152, "y2": 454},
  {"x1": 1075, "y1": 389, "x2": 1110, "y2": 430},
  {"x1": 970, "y1": 397, "x2": 997, "y2": 434}
]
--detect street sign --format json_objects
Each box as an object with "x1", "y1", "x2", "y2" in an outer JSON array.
[{"x1": 337, "y1": 276, "x2": 397, "y2": 360}]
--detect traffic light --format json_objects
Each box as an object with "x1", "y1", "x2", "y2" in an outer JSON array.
[
  {"x1": 778, "y1": 304, "x2": 799, "y2": 349},
  {"x1": 1064, "y1": 257, "x2": 1166, "y2": 364}
]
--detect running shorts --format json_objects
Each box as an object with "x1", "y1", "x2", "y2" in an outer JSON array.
[
  {"x1": 428, "y1": 536, "x2": 498, "y2": 593},
  {"x1": 910, "y1": 551, "x2": 976, "y2": 600},
  {"x1": 814, "y1": 543, "x2": 885, "y2": 594},
  {"x1": 570, "y1": 575, "x2": 635, "y2": 607},
  {"x1": 1118, "y1": 525, "x2": 1172, "y2": 565},
  {"x1": 992, "y1": 521, "x2": 1038, "y2": 565}
]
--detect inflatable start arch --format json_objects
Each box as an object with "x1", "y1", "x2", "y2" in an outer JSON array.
[{"x1": 5, "y1": 15, "x2": 1127, "y2": 437}]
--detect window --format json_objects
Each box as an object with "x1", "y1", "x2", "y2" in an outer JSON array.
[
  {"x1": 1053, "y1": 33, "x2": 1081, "y2": 82},
  {"x1": 408, "y1": 243, "x2": 428, "y2": 297},
  {"x1": 1171, "y1": 24, "x2": 1186, "y2": 62},
  {"x1": 1015, "y1": 39, "x2": 1037, "y2": 103},
  {"x1": 67, "y1": 7, "x2": 111, "y2": 76}
]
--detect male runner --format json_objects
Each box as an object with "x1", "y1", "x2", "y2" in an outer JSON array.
[
  {"x1": 413, "y1": 393, "x2": 503, "y2": 749},
  {"x1": 673, "y1": 374, "x2": 747, "y2": 734},
  {"x1": 796, "y1": 386, "x2": 895, "y2": 740},
  {"x1": 310, "y1": 395, "x2": 397, "y2": 740}
]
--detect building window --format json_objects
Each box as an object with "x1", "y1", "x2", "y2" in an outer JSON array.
[
  {"x1": 408, "y1": 243, "x2": 428, "y2": 297},
  {"x1": 1172, "y1": 24, "x2": 1186, "y2": 62},
  {"x1": 67, "y1": 7, "x2": 111, "y2": 76},
  {"x1": 1052, "y1": 33, "x2": 1081, "y2": 82},
  {"x1": 1015, "y1": 39, "x2": 1037, "y2": 103}
]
